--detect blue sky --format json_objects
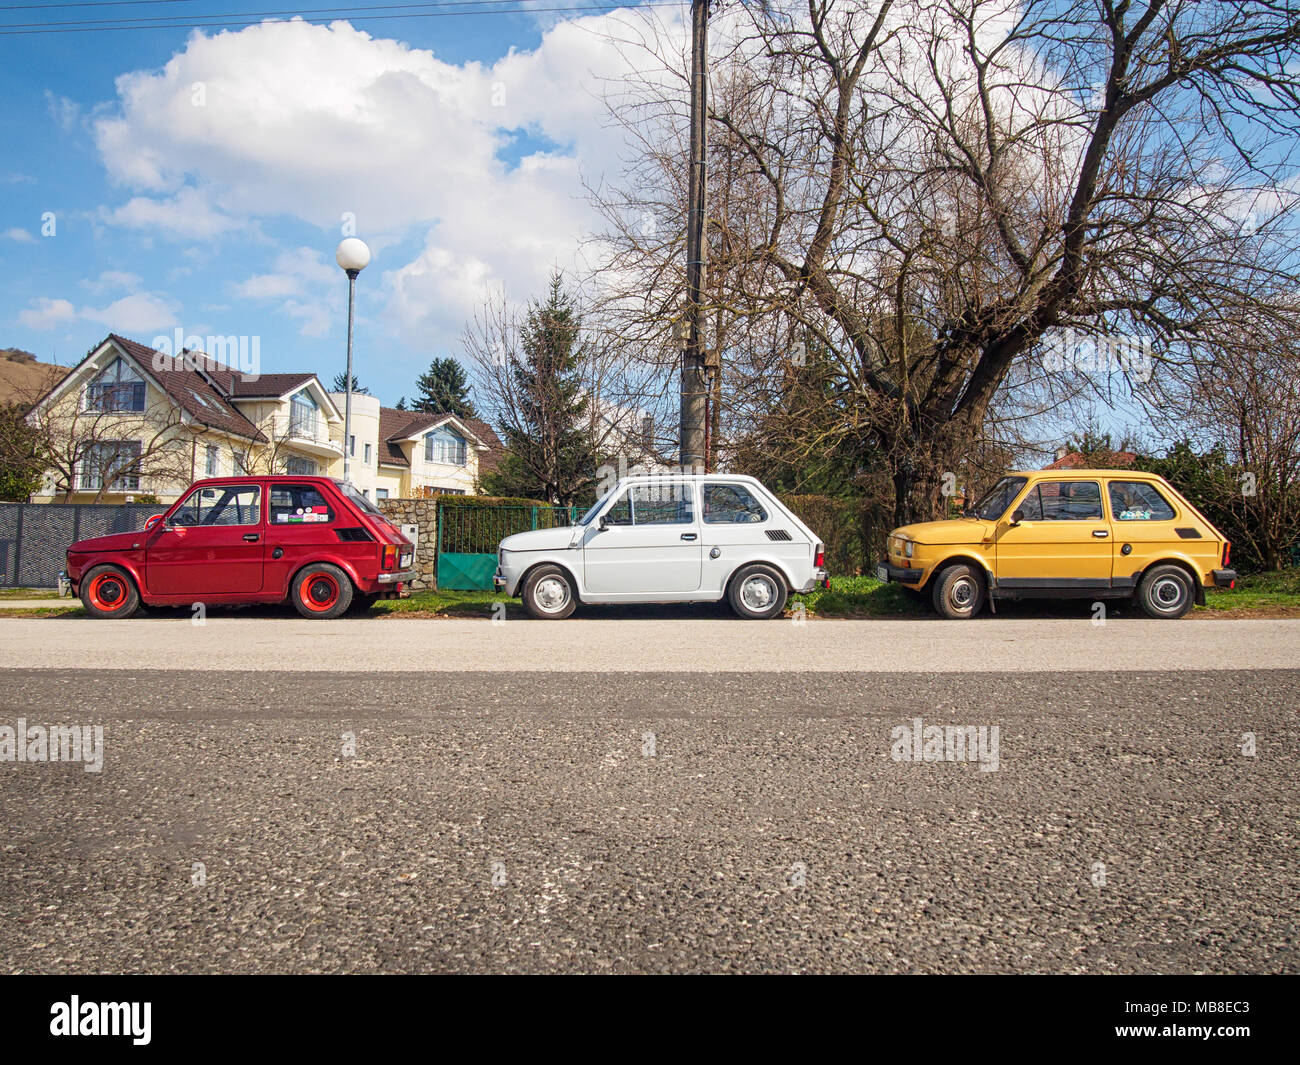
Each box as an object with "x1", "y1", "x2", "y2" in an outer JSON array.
[{"x1": 0, "y1": 3, "x2": 674, "y2": 405}]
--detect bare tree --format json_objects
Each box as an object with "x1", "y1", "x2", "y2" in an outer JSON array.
[{"x1": 591, "y1": 0, "x2": 1300, "y2": 523}]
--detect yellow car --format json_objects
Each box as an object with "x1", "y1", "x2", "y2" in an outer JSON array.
[{"x1": 877, "y1": 470, "x2": 1237, "y2": 619}]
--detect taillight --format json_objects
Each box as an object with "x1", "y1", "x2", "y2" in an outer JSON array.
[
  {"x1": 814, "y1": 545, "x2": 825, "y2": 568},
  {"x1": 381, "y1": 544, "x2": 397, "y2": 570},
  {"x1": 1222, "y1": 542, "x2": 1231, "y2": 567}
]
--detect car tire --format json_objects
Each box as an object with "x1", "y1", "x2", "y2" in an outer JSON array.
[
  {"x1": 291, "y1": 563, "x2": 354, "y2": 619},
  {"x1": 80, "y1": 564, "x2": 141, "y2": 619},
  {"x1": 522, "y1": 564, "x2": 577, "y2": 619},
  {"x1": 931, "y1": 563, "x2": 985, "y2": 619},
  {"x1": 1136, "y1": 564, "x2": 1194, "y2": 619},
  {"x1": 727, "y1": 563, "x2": 788, "y2": 620}
]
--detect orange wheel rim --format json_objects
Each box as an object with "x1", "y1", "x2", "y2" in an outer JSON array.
[
  {"x1": 300, "y1": 572, "x2": 340, "y2": 612},
  {"x1": 88, "y1": 573, "x2": 127, "y2": 612}
]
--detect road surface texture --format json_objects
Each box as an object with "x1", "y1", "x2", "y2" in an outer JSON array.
[
  {"x1": 2, "y1": 643, "x2": 1297, "y2": 972},
  {"x1": 0, "y1": 615, "x2": 1296, "y2": 672}
]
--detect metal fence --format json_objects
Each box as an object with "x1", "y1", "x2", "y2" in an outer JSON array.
[
  {"x1": 437, "y1": 502, "x2": 583, "y2": 590},
  {"x1": 0, "y1": 503, "x2": 159, "y2": 589}
]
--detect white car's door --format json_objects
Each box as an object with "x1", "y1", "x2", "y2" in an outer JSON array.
[{"x1": 583, "y1": 482, "x2": 702, "y2": 595}]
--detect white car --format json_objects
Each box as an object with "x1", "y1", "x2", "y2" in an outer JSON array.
[{"x1": 494, "y1": 474, "x2": 828, "y2": 619}]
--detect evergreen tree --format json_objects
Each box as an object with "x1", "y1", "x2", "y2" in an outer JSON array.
[
  {"x1": 414, "y1": 358, "x2": 476, "y2": 418},
  {"x1": 480, "y1": 273, "x2": 597, "y2": 505},
  {"x1": 331, "y1": 372, "x2": 369, "y2": 395}
]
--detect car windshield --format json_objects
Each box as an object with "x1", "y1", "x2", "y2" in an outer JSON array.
[
  {"x1": 971, "y1": 476, "x2": 1028, "y2": 521},
  {"x1": 577, "y1": 488, "x2": 615, "y2": 526},
  {"x1": 334, "y1": 479, "x2": 383, "y2": 517}
]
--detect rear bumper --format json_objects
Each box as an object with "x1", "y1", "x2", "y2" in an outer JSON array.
[
  {"x1": 375, "y1": 569, "x2": 416, "y2": 585},
  {"x1": 1212, "y1": 568, "x2": 1239, "y2": 588},
  {"x1": 797, "y1": 569, "x2": 830, "y2": 594},
  {"x1": 875, "y1": 562, "x2": 923, "y2": 585}
]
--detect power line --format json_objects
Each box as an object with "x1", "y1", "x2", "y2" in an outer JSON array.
[{"x1": 0, "y1": 1, "x2": 677, "y2": 34}]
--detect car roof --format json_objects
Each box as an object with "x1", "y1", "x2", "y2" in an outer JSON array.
[{"x1": 1011, "y1": 469, "x2": 1158, "y2": 478}]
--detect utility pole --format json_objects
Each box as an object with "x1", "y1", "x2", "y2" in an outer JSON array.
[{"x1": 680, "y1": 0, "x2": 709, "y2": 473}]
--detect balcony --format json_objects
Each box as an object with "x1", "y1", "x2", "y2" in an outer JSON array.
[{"x1": 271, "y1": 413, "x2": 343, "y2": 459}]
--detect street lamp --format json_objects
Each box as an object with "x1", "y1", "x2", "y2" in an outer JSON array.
[{"x1": 335, "y1": 237, "x2": 371, "y2": 482}]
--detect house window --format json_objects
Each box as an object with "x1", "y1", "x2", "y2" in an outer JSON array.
[
  {"x1": 85, "y1": 357, "x2": 145, "y2": 413},
  {"x1": 284, "y1": 455, "x2": 317, "y2": 476},
  {"x1": 349, "y1": 435, "x2": 356, "y2": 457},
  {"x1": 233, "y1": 450, "x2": 249, "y2": 475},
  {"x1": 290, "y1": 391, "x2": 318, "y2": 438},
  {"x1": 375, "y1": 488, "x2": 389, "y2": 500},
  {"x1": 78, "y1": 440, "x2": 142, "y2": 491},
  {"x1": 364, "y1": 442, "x2": 372, "y2": 465},
  {"x1": 424, "y1": 428, "x2": 467, "y2": 466},
  {"x1": 205, "y1": 444, "x2": 220, "y2": 477}
]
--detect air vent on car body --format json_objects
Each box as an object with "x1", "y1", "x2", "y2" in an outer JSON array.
[
  {"x1": 765, "y1": 529, "x2": 793, "y2": 541},
  {"x1": 335, "y1": 526, "x2": 375, "y2": 542}
]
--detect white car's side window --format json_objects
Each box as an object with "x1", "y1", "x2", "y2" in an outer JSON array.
[
  {"x1": 702, "y1": 484, "x2": 767, "y2": 524},
  {"x1": 631, "y1": 483, "x2": 694, "y2": 525}
]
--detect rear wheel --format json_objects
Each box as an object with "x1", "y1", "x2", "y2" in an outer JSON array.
[
  {"x1": 522, "y1": 565, "x2": 576, "y2": 619},
  {"x1": 931, "y1": 563, "x2": 985, "y2": 619},
  {"x1": 80, "y1": 565, "x2": 141, "y2": 619},
  {"x1": 1136, "y1": 564, "x2": 1194, "y2": 619},
  {"x1": 291, "y1": 563, "x2": 354, "y2": 619},
  {"x1": 727, "y1": 564, "x2": 788, "y2": 620}
]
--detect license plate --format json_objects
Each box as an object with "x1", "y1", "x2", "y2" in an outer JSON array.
[
  {"x1": 875, "y1": 564, "x2": 889, "y2": 581},
  {"x1": 400, "y1": 551, "x2": 412, "y2": 568}
]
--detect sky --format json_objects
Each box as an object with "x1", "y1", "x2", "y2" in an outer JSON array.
[{"x1": 0, "y1": 1, "x2": 683, "y2": 405}]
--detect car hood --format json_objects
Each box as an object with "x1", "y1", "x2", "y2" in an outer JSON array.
[
  {"x1": 68, "y1": 531, "x2": 141, "y2": 553},
  {"x1": 499, "y1": 526, "x2": 581, "y2": 552},
  {"x1": 891, "y1": 518, "x2": 996, "y2": 545}
]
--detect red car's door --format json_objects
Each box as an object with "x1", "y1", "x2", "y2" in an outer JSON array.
[{"x1": 145, "y1": 482, "x2": 266, "y2": 596}]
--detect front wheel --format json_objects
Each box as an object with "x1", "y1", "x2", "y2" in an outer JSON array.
[
  {"x1": 291, "y1": 563, "x2": 354, "y2": 619},
  {"x1": 727, "y1": 564, "x2": 788, "y2": 620},
  {"x1": 931, "y1": 563, "x2": 985, "y2": 619},
  {"x1": 1136, "y1": 564, "x2": 1194, "y2": 619},
  {"x1": 80, "y1": 565, "x2": 141, "y2": 619},
  {"x1": 522, "y1": 565, "x2": 577, "y2": 619}
]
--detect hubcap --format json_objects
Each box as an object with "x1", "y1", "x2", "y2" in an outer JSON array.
[
  {"x1": 741, "y1": 575, "x2": 776, "y2": 611},
  {"x1": 302, "y1": 573, "x2": 338, "y2": 610},
  {"x1": 1153, "y1": 577, "x2": 1183, "y2": 608},
  {"x1": 535, "y1": 577, "x2": 569, "y2": 612},
  {"x1": 951, "y1": 577, "x2": 975, "y2": 608}
]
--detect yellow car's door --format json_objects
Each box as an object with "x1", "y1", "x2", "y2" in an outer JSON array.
[{"x1": 994, "y1": 479, "x2": 1113, "y2": 590}]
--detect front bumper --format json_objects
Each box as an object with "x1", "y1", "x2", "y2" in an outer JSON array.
[
  {"x1": 376, "y1": 569, "x2": 416, "y2": 585},
  {"x1": 1212, "y1": 568, "x2": 1239, "y2": 588},
  {"x1": 797, "y1": 569, "x2": 830, "y2": 594},
  {"x1": 875, "y1": 562, "x2": 923, "y2": 585}
]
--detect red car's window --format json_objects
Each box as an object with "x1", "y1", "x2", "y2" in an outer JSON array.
[
  {"x1": 269, "y1": 484, "x2": 335, "y2": 525},
  {"x1": 171, "y1": 484, "x2": 262, "y2": 527}
]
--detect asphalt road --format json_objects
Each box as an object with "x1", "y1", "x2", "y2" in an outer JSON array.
[
  {"x1": 2, "y1": 667, "x2": 1296, "y2": 974},
  {"x1": 0, "y1": 614, "x2": 1297, "y2": 672}
]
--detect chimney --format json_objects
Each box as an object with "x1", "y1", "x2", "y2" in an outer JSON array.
[{"x1": 1054, "y1": 445, "x2": 1069, "y2": 461}]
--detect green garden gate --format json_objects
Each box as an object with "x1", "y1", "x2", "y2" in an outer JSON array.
[{"x1": 436, "y1": 501, "x2": 583, "y2": 590}]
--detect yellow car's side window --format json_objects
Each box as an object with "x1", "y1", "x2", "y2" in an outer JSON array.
[{"x1": 1019, "y1": 480, "x2": 1104, "y2": 521}]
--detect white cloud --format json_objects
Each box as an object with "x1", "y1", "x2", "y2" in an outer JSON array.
[
  {"x1": 81, "y1": 269, "x2": 143, "y2": 294},
  {"x1": 18, "y1": 297, "x2": 77, "y2": 330},
  {"x1": 3, "y1": 227, "x2": 35, "y2": 243},
  {"x1": 17, "y1": 292, "x2": 179, "y2": 334},
  {"x1": 91, "y1": 13, "x2": 680, "y2": 352},
  {"x1": 45, "y1": 91, "x2": 81, "y2": 132}
]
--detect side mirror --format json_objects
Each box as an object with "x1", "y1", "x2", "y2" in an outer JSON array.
[
  {"x1": 1009, "y1": 509, "x2": 1025, "y2": 526},
  {"x1": 144, "y1": 514, "x2": 165, "y2": 532},
  {"x1": 598, "y1": 515, "x2": 609, "y2": 531}
]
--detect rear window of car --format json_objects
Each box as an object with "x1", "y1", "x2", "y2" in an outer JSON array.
[
  {"x1": 1109, "y1": 480, "x2": 1176, "y2": 521},
  {"x1": 1019, "y1": 480, "x2": 1103, "y2": 520},
  {"x1": 703, "y1": 484, "x2": 767, "y2": 524},
  {"x1": 270, "y1": 484, "x2": 335, "y2": 524}
]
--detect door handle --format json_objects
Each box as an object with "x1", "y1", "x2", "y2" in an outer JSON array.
[
  {"x1": 243, "y1": 533, "x2": 260, "y2": 542},
  {"x1": 1092, "y1": 529, "x2": 1109, "y2": 538},
  {"x1": 680, "y1": 533, "x2": 698, "y2": 541}
]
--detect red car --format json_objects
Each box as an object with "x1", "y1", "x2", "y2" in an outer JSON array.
[{"x1": 64, "y1": 476, "x2": 414, "y2": 619}]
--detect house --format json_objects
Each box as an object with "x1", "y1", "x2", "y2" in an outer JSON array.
[
  {"x1": 1043, "y1": 446, "x2": 1138, "y2": 470},
  {"x1": 25, "y1": 333, "x2": 502, "y2": 503}
]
